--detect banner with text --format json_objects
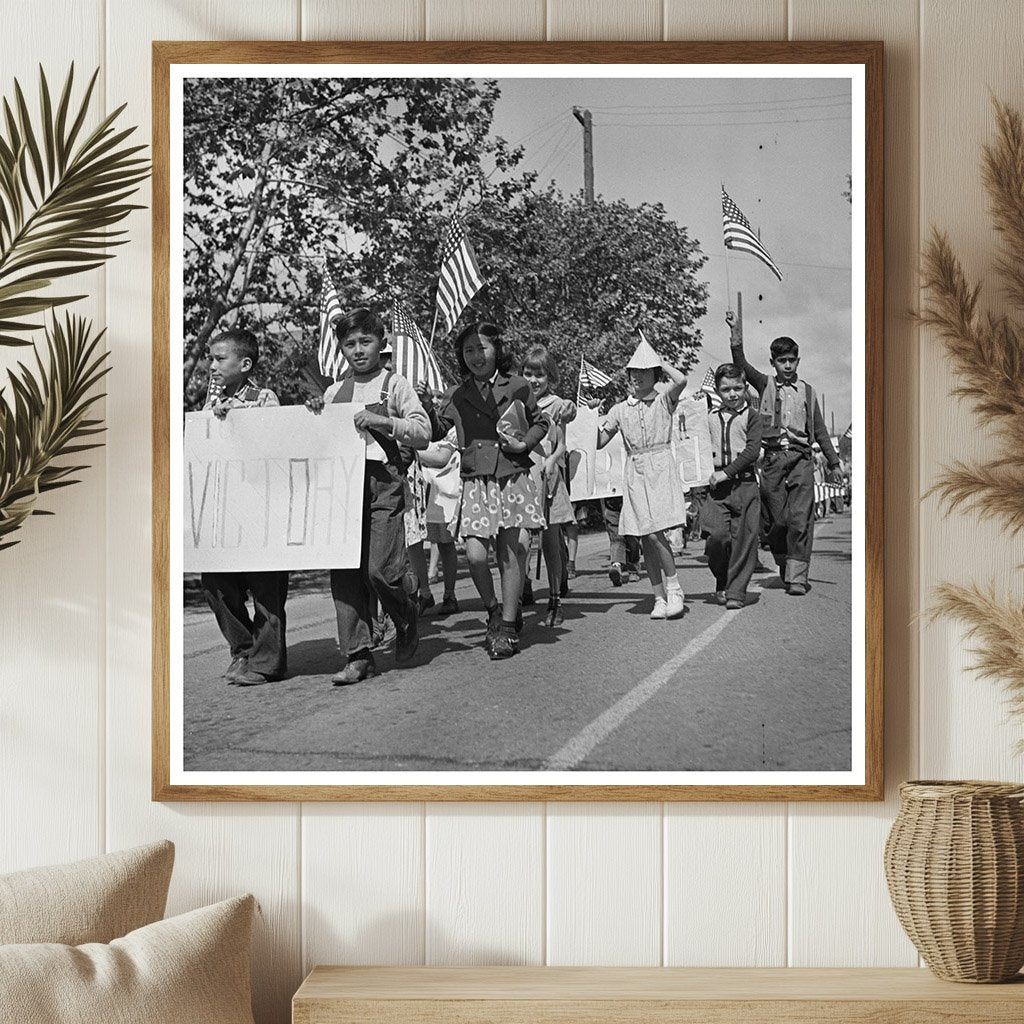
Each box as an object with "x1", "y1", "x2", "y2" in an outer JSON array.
[
  {"x1": 183, "y1": 405, "x2": 365, "y2": 572},
  {"x1": 673, "y1": 396, "x2": 716, "y2": 490},
  {"x1": 565, "y1": 407, "x2": 625, "y2": 502}
]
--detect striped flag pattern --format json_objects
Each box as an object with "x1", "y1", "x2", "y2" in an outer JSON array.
[
  {"x1": 435, "y1": 215, "x2": 484, "y2": 333},
  {"x1": 722, "y1": 187, "x2": 783, "y2": 282},
  {"x1": 390, "y1": 299, "x2": 447, "y2": 393},
  {"x1": 578, "y1": 356, "x2": 612, "y2": 391},
  {"x1": 206, "y1": 374, "x2": 223, "y2": 405},
  {"x1": 318, "y1": 265, "x2": 346, "y2": 380},
  {"x1": 698, "y1": 367, "x2": 723, "y2": 410}
]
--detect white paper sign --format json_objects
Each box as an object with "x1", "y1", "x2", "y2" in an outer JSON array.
[
  {"x1": 183, "y1": 404, "x2": 365, "y2": 571},
  {"x1": 566, "y1": 406, "x2": 625, "y2": 501},
  {"x1": 673, "y1": 396, "x2": 716, "y2": 490}
]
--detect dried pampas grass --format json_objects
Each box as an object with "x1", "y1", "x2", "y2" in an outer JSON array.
[{"x1": 919, "y1": 97, "x2": 1024, "y2": 726}]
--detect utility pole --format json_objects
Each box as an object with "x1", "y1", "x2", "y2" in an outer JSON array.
[{"x1": 572, "y1": 106, "x2": 594, "y2": 204}]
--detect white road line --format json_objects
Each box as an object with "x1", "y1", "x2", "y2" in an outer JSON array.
[{"x1": 543, "y1": 608, "x2": 742, "y2": 771}]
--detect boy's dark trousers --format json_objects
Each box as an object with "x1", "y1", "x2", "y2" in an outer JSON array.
[
  {"x1": 602, "y1": 497, "x2": 640, "y2": 569},
  {"x1": 759, "y1": 448, "x2": 815, "y2": 586},
  {"x1": 703, "y1": 477, "x2": 759, "y2": 601},
  {"x1": 201, "y1": 571, "x2": 289, "y2": 677},
  {"x1": 331, "y1": 462, "x2": 415, "y2": 660}
]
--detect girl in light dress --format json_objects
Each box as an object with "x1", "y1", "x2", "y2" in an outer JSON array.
[
  {"x1": 520, "y1": 344, "x2": 575, "y2": 627},
  {"x1": 597, "y1": 336, "x2": 688, "y2": 620}
]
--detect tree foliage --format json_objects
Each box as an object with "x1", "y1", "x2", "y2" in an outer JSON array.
[
  {"x1": 182, "y1": 76, "x2": 523, "y2": 407},
  {"x1": 183, "y1": 77, "x2": 710, "y2": 409}
]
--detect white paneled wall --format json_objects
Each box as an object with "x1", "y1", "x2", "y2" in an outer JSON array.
[{"x1": 3, "y1": 2, "x2": 1023, "y2": 1022}]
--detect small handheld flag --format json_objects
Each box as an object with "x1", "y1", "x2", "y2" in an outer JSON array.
[
  {"x1": 318, "y1": 264, "x2": 345, "y2": 380},
  {"x1": 577, "y1": 355, "x2": 613, "y2": 405},
  {"x1": 698, "y1": 367, "x2": 723, "y2": 411},
  {"x1": 391, "y1": 299, "x2": 447, "y2": 393},
  {"x1": 435, "y1": 215, "x2": 484, "y2": 334},
  {"x1": 578, "y1": 357, "x2": 612, "y2": 391},
  {"x1": 722, "y1": 187, "x2": 783, "y2": 282}
]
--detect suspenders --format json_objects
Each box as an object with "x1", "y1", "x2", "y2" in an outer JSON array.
[
  {"x1": 330, "y1": 370, "x2": 410, "y2": 469},
  {"x1": 763, "y1": 379, "x2": 814, "y2": 447}
]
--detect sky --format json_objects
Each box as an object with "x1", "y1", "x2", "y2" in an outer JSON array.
[{"x1": 481, "y1": 75, "x2": 854, "y2": 433}]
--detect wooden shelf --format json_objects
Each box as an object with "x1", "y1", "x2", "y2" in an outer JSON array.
[{"x1": 293, "y1": 966, "x2": 1024, "y2": 1023}]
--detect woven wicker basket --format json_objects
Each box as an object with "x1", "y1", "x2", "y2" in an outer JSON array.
[{"x1": 885, "y1": 780, "x2": 1024, "y2": 982}]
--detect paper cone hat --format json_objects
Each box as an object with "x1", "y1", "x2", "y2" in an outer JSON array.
[{"x1": 626, "y1": 336, "x2": 662, "y2": 370}]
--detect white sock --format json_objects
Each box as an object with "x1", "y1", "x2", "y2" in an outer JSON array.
[
  {"x1": 652, "y1": 582, "x2": 666, "y2": 601},
  {"x1": 665, "y1": 574, "x2": 683, "y2": 597}
]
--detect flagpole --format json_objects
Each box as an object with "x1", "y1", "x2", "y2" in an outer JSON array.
[
  {"x1": 721, "y1": 180, "x2": 732, "y2": 314},
  {"x1": 428, "y1": 306, "x2": 441, "y2": 350},
  {"x1": 577, "y1": 353, "x2": 585, "y2": 407}
]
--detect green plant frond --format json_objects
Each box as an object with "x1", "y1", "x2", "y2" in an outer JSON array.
[
  {"x1": 0, "y1": 65, "x2": 149, "y2": 346},
  {"x1": 58, "y1": 67, "x2": 99, "y2": 174},
  {"x1": 38, "y1": 66, "x2": 56, "y2": 185},
  {"x1": 0, "y1": 332, "x2": 34, "y2": 347},
  {"x1": 0, "y1": 312, "x2": 108, "y2": 542},
  {"x1": 14, "y1": 79, "x2": 45, "y2": 199}
]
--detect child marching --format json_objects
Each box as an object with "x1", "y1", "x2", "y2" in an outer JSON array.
[
  {"x1": 422, "y1": 321, "x2": 548, "y2": 659},
  {"x1": 521, "y1": 343, "x2": 575, "y2": 627},
  {"x1": 306, "y1": 307, "x2": 430, "y2": 684},
  {"x1": 726, "y1": 309, "x2": 842, "y2": 595},
  {"x1": 703, "y1": 363, "x2": 763, "y2": 609},
  {"x1": 200, "y1": 328, "x2": 289, "y2": 687},
  {"x1": 597, "y1": 335, "x2": 689, "y2": 620}
]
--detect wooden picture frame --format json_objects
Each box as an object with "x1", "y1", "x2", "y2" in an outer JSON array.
[{"x1": 153, "y1": 40, "x2": 883, "y2": 801}]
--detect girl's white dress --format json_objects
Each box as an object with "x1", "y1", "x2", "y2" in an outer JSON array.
[{"x1": 603, "y1": 390, "x2": 688, "y2": 536}]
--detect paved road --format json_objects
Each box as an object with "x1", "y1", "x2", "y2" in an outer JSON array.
[{"x1": 183, "y1": 513, "x2": 853, "y2": 772}]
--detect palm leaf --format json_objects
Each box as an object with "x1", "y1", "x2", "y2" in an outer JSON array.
[
  {"x1": 0, "y1": 313, "x2": 110, "y2": 548},
  {"x1": 0, "y1": 64, "x2": 150, "y2": 346}
]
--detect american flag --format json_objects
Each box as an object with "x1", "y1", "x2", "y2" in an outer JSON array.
[
  {"x1": 698, "y1": 367, "x2": 723, "y2": 411},
  {"x1": 206, "y1": 374, "x2": 223, "y2": 404},
  {"x1": 318, "y1": 264, "x2": 346, "y2": 379},
  {"x1": 578, "y1": 356, "x2": 612, "y2": 391},
  {"x1": 390, "y1": 299, "x2": 447, "y2": 393},
  {"x1": 722, "y1": 187, "x2": 783, "y2": 282},
  {"x1": 435, "y1": 215, "x2": 484, "y2": 334}
]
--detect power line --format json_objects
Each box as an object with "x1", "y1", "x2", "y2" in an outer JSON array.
[
  {"x1": 597, "y1": 114, "x2": 851, "y2": 128},
  {"x1": 590, "y1": 100, "x2": 851, "y2": 116},
  {"x1": 588, "y1": 91, "x2": 851, "y2": 111}
]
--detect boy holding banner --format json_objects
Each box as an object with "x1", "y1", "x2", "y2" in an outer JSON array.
[
  {"x1": 306, "y1": 308, "x2": 430, "y2": 684},
  {"x1": 200, "y1": 328, "x2": 289, "y2": 686}
]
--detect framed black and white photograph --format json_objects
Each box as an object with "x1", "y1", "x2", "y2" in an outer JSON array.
[{"x1": 152, "y1": 41, "x2": 883, "y2": 801}]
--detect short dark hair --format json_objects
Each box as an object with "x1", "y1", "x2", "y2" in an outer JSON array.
[
  {"x1": 521, "y1": 343, "x2": 559, "y2": 385},
  {"x1": 210, "y1": 328, "x2": 259, "y2": 370},
  {"x1": 714, "y1": 362, "x2": 746, "y2": 389},
  {"x1": 335, "y1": 307, "x2": 385, "y2": 342},
  {"x1": 770, "y1": 336, "x2": 799, "y2": 359},
  {"x1": 454, "y1": 321, "x2": 513, "y2": 376}
]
